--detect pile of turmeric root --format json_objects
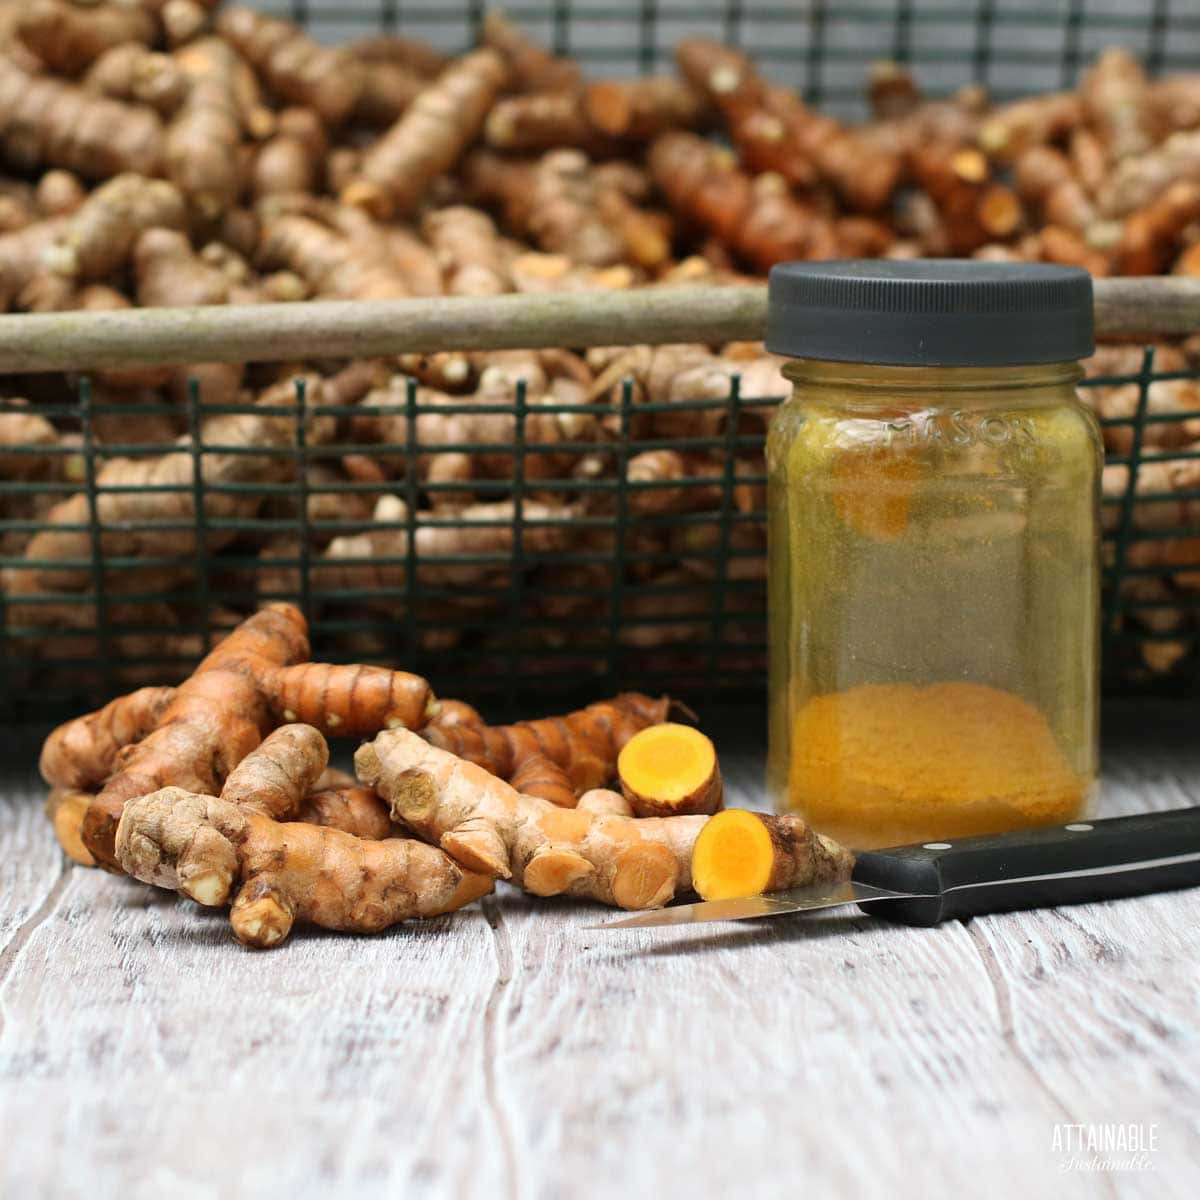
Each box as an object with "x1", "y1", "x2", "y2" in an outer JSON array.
[
  {"x1": 41, "y1": 602, "x2": 853, "y2": 947},
  {"x1": 0, "y1": 2, "x2": 1197, "y2": 686}
]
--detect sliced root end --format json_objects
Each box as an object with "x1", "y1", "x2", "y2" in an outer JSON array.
[
  {"x1": 441, "y1": 828, "x2": 510, "y2": 880},
  {"x1": 231, "y1": 894, "x2": 293, "y2": 948},
  {"x1": 618, "y1": 723, "x2": 722, "y2": 817},
  {"x1": 691, "y1": 809, "x2": 774, "y2": 901},
  {"x1": 389, "y1": 767, "x2": 439, "y2": 823},
  {"x1": 524, "y1": 847, "x2": 594, "y2": 896},
  {"x1": 181, "y1": 867, "x2": 234, "y2": 908}
]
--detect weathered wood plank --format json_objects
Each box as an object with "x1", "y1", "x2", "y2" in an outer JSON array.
[
  {"x1": 488, "y1": 714, "x2": 1200, "y2": 1199},
  {"x1": 0, "y1": 287, "x2": 768, "y2": 374},
  {"x1": 0, "y1": 707, "x2": 1196, "y2": 1199},
  {"x1": 0, "y1": 748, "x2": 70, "y2": 1024},
  {"x1": 1, "y1": 862, "x2": 509, "y2": 1197},
  {"x1": 0, "y1": 276, "x2": 1193, "y2": 374},
  {"x1": 968, "y1": 896, "x2": 1199, "y2": 1195}
]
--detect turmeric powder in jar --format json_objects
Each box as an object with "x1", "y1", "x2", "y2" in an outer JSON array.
[{"x1": 765, "y1": 261, "x2": 1101, "y2": 850}]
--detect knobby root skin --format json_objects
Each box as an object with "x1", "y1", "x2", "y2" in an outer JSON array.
[
  {"x1": 691, "y1": 809, "x2": 855, "y2": 902},
  {"x1": 74, "y1": 604, "x2": 436, "y2": 871},
  {"x1": 0, "y1": 56, "x2": 164, "y2": 181},
  {"x1": 17, "y1": 1, "x2": 158, "y2": 79},
  {"x1": 344, "y1": 49, "x2": 508, "y2": 219},
  {"x1": 299, "y1": 783, "x2": 396, "y2": 840},
  {"x1": 356, "y1": 728, "x2": 709, "y2": 910},
  {"x1": 617, "y1": 722, "x2": 724, "y2": 817},
  {"x1": 480, "y1": 9, "x2": 579, "y2": 95},
  {"x1": 44, "y1": 173, "x2": 187, "y2": 282},
  {"x1": 584, "y1": 77, "x2": 709, "y2": 143},
  {"x1": 46, "y1": 775, "x2": 395, "y2": 867},
  {"x1": 167, "y1": 37, "x2": 243, "y2": 220},
  {"x1": 40, "y1": 685, "x2": 176, "y2": 791},
  {"x1": 216, "y1": 6, "x2": 365, "y2": 128},
  {"x1": 265, "y1": 662, "x2": 437, "y2": 736},
  {"x1": 4, "y1": 375, "x2": 321, "y2": 607},
  {"x1": 219, "y1": 723, "x2": 329, "y2": 820},
  {"x1": 81, "y1": 604, "x2": 309, "y2": 870},
  {"x1": 576, "y1": 788, "x2": 635, "y2": 817},
  {"x1": 83, "y1": 44, "x2": 190, "y2": 116},
  {"x1": 115, "y1": 788, "x2": 492, "y2": 948},
  {"x1": 423, "y1": 692, "x2": 670, "y2": 808},
  {"x1": 350, "y1": 33, "x2": 449, "y2": 79},
  {"x1": 256, "y1": 212, "x2": 411, "y2": 302},
  {"x1": 134, "y1": 227, "x2": 230, "y2": 307}
]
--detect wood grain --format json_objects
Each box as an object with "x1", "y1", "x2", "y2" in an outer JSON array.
[
  {"x1": 0, "y1": 277, "x2": 1193, "y2": 375},
  {"x1": 0, "y1": 706, "x2": 1197, "y2": 1199},
  {"x1": 0, "y1": 286, "x2": 768, "y2": 375}
]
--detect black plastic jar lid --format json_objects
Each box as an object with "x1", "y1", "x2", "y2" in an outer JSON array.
[{"x1": 765, "y1": 259, "x2": 1095, "y2": 367}]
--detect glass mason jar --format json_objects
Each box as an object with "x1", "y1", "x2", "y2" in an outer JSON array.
[{"x1": 765, "y1": 261, "x2": 1102, "y2": 850}]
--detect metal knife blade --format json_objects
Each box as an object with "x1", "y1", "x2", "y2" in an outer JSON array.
[
  {"x1": 592, "y1": 880, "x2": 926, "y2": 929},
  {"x1": 593, "y1": 806, "x2": 1200, "y2": 931}
]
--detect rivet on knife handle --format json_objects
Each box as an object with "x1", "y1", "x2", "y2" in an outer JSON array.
[{"x1": 841, "y1": 807, "x2": 1200, "y2": 926}]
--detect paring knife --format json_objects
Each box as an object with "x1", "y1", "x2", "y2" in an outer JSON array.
[{"x1": 599, "y1": 806, "x2": 1200, "y2": 929}]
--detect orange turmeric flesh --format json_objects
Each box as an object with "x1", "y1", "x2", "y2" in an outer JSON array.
[
  {"x1": 692, "y1": 809, "x2": 774, "y2": 898},
  {"x1": 692, "y1": 809, "x2": 854, "y2": 901},
  {"x1": 617, "y1": 722, "x2": 722, "y2": 816},
  {"x1": 787, "y1": 681, "x2": 1089, "y2": 850}
]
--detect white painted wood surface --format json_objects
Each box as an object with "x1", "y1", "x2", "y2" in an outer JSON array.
[{"x1": 2, "y1": 705, "x2": 1198, "y2": 1200}]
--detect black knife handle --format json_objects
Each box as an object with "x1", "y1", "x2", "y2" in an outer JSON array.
[{"x1": 851, "y1": 807, "x2": 1200, "y2": 926}]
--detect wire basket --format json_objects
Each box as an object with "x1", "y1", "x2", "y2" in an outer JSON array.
[
  {"x1": 256, "y1": 1, "x2": 1200, "y2": 117},
  {"x1": 2, "y1": 330, "x2": 1199, "y2": 718},
  {"x1": 2, "y1": 1, "x2": 1200, "y2": 717}
]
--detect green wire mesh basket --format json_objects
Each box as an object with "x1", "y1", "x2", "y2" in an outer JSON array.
[
  {"x1": 258, "y1": 1, "x2": 1200, "y2": 113},
  {"x1": 2, "y1": 339, "x2": 1198, "y2": 718},
  {"x1": 2, "y1": 1, "x2": 1200, "y2": 717}
]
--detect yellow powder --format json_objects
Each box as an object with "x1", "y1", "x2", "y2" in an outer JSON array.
[
  {"x1": 830, "y1": 446, "x2": 921, "y2": 542},
  {"x1": 788, "y1": 681, "x2": 1089, "y2": 850}
]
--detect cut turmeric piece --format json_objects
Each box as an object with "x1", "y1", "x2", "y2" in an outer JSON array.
[
  {"x1": 617, "y1": 722, "x2": 723, "y2": 817},
  {"x1": 425, "y1": 692, "x2": 669, "y2": 809},
  {"x1": 691, "y1": 809, "x2": 854, "y2": 901},
  {"x1": 358, "y1": 728, "x2": 710, "y2": 910}
]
